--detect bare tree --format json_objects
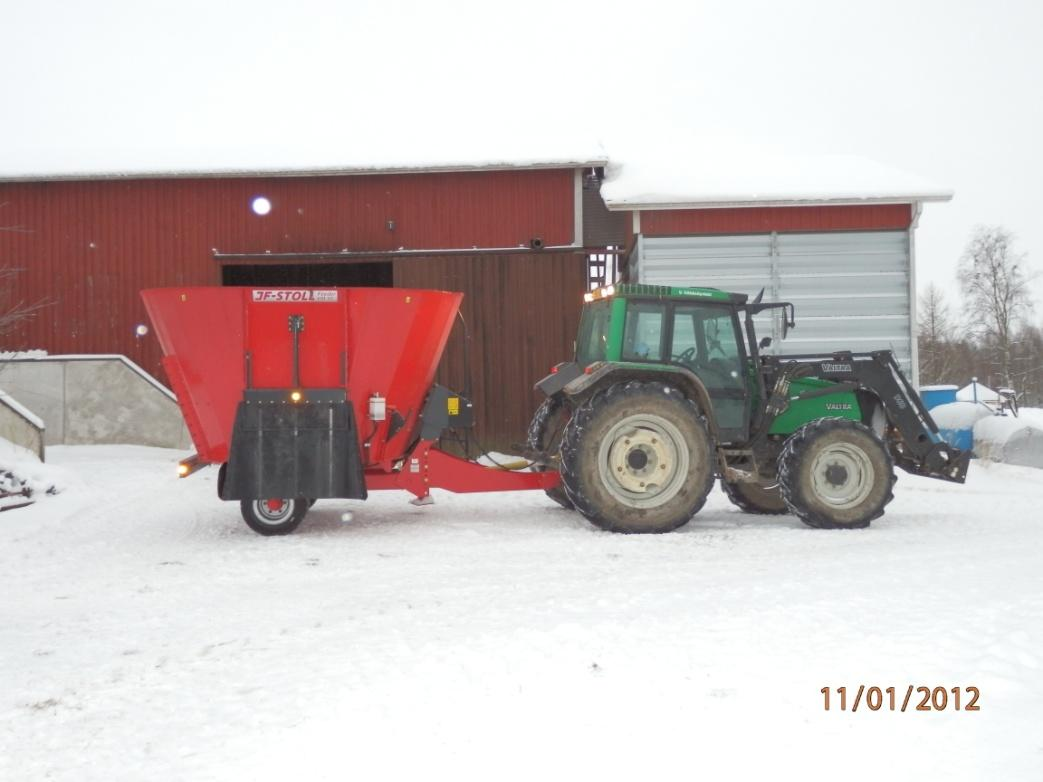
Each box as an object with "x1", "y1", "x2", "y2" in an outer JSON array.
[
  {"x1": 957, "y1": 226, "x2": 1036, "y2": 388},
  {"x1": 917, "y1": 282, "x2": 957, "y2": 383},
  {"x1": 1, "y1": 209, "x2": 50, "y2": 343},
  {"x1": 0, "y1": 265, "x2": 51, "y2": 339}
]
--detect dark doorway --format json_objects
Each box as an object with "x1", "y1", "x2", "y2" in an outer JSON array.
[{"x1": 221, "y1": 262, "x2": 393, "y2": 287}]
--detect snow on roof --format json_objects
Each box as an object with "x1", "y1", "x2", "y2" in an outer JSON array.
[
  {"x1": 0, "y1": 129, "x2": 948, "y2": 207},
  {"x1": 599, "y1": 143, "x2": 952, "y2": 209},
  {"x1": 0, "y1": 129, "x2": 609, "y2": 183},
  {"x1": 0, "y1": 154, "x2": 610, "y2": 183},
  {"x1": 956, "y1": 381, "x2": 1000, "y2": 403}
]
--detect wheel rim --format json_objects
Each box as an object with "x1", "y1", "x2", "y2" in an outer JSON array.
[
  {"x1": 597, "y1": 413, "x2": 690, "y2": 509},
  {"x1": 809, "y1": 442, "x2": 874, "y2": 509},
  {"x1": 252, "y1": 498, "x2": 295, "y2": 524}
]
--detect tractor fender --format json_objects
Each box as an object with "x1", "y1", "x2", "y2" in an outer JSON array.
[
  {"x1": 854, "y1": 389, "x2": 888, "y2": 436},
  {"x1": 561, "y1": 362, "x2": 720, "y2": 438}
]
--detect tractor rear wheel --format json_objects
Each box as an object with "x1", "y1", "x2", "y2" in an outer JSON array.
[
  {"x1": 721, "y1": 478, "x2": 788, "y2": 515},
  {"x1": 240, "y1": 498, "x2": 309, "y2": 536},
  {"x1": 778, "y1": 418, "x2": 895, "y2": 529},
  {"x1": 527, "y1": 394, "x2": 574, "y2": 509},
  {"x1": 560, "y1": 381, "x2": 715, "y2": 533}
]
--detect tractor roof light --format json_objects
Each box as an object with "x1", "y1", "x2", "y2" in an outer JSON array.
[
  {"x1": 584, "y1": 285, "x2": 617, "y2": 303},
  {"x1": 290, "y1": 390, "x2": 303, "y2": 403}
]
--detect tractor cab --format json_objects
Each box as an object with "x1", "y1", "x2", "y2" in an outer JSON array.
[{"x1": 569, "y1": 284, "x2": 782, "y2": 444}]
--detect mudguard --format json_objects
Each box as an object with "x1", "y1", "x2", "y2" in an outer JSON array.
[{"x1": 220, "y1": 389, "x2": 367, "y2": 501}]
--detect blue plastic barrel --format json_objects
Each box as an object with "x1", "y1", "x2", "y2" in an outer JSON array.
[
  {"x1": 937, "y1": 427, "x2": 974, "y2": 452},
  {"x1": 920, "y1": 385, "x2": 958, "y2": 410}
]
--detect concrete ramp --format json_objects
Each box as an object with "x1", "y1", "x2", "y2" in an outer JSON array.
[
  {"x1": 0, "y1": 355, "x2": 190, "y2": 449},
  {"x1": 0, "y1": 389, "x2": 45, "y2": 459}
]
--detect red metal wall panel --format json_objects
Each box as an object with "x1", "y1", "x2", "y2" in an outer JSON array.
[
  {"x1": 0, "y1": 169, "x2": 575, "y2": 380},
  {"x1": 638, "y1": 204, "x2": 913, "y2": 235}
]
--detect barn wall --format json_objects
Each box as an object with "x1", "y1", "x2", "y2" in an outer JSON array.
[
  {"x1": 639, "y1": 204, "x2": 912, "y2": 235},
  {"x1": 0, "y1": 169, "x2": 577, "y2": 381},
  {"x1": 394, "y1": 252, "x2": 586, "y2": 451}
]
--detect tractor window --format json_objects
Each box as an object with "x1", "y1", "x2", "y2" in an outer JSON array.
[
  {"x1": 672, "y1": 304, "x2": 747, "y2": 437},
  {"x1": 576, "y1": 299, "x2": 611, "y2": 365},
  {"x1": 622, "y1": 303, "x2": 665, "y2": 361}
]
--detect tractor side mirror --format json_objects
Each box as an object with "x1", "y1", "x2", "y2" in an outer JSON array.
[
  {"x1": 781, "y1": 304, "x2": 796, "y2": 339},
  {"x1": 759, "y1": 336, "x2": 772, "y2": 350}
]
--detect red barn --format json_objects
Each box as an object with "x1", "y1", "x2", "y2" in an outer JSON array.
[{"x1": 0, "y1": 150, "x2": 949, "y2": 447}]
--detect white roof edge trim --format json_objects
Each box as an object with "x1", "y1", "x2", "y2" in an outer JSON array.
[
  {"x1": 0, "y1": 159, "x2": 611, "y2": 184},
  {"x1": 605, "y1": 193, "x2": 953, "y2": 211}
]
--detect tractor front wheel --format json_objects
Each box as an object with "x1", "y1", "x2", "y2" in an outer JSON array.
[
  {"x1": 560, "y1": 381, "x2": 714, "y2": 533},
  {"x1": 721, "y1": 478, "x2": 788, "y2": 515},
  {"x1": 778, "y1": 418, "x2": 895, "y2": 529},
  {"x1": 240, "y1": 498, "x2": 309, "y2": 536}
]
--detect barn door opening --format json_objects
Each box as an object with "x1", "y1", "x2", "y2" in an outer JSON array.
[{"x1": 221, "y1": 262, "x2": 393, "y2": 287}]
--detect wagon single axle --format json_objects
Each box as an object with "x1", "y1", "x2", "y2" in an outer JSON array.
[{"x1": 142, "y1": 283, "x2": 968, "y2": 535}]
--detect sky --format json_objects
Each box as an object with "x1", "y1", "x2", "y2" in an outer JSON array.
[{"x1": 3, "y1": 0, "x2": 1042, "y2": 311}]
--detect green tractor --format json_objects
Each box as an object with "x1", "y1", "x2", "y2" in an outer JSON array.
[{"x1": 529, "y1": 283, "x2": 969, "y2": 533}]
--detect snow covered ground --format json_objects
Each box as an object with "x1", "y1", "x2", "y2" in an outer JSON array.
[{"x1": 2, "y1": 446, "x2": 1042, "y2": 781}]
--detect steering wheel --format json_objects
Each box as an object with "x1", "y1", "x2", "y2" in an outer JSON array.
[{"x1": 674, "y1": 346, "x2": 697, "y2": 364}]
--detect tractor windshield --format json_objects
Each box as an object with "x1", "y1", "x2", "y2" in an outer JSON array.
[{"x1": 576, "y1": 299, "x2": 612, "y2": 365}]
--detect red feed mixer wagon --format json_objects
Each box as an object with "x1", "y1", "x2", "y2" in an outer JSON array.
[{"x1": 142, "y1": 286, "x2": 557, "y2": 535}]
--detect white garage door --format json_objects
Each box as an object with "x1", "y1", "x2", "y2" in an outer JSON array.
[{"x1": 633, "y1": 231, "x2": 913, "y2": 376}]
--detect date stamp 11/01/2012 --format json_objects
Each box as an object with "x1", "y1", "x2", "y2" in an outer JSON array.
[{"x1": 821, "y1": 686, "x2": 980, "y2": 713}]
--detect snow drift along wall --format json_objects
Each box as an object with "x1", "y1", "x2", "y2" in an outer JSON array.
[{"x1": 973, "y1": 414, "x2": 1043, "y2": 470}]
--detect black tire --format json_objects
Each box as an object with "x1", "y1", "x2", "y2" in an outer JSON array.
[
  {"x1": 526, "y1": 394, "x2": 574, "y2": 509},
  {"x1": 560, "y1": 381, "x2": 715, "y2": 534},
  {"x1": 240, "y1": 498, "x2": 309, "y2": 536},
  {"x1": 720, "y1": 478, "x2": 788, "y2": 515},
  {"x1": 778, "y1": 418, "x2": 895, "y2": 529}
]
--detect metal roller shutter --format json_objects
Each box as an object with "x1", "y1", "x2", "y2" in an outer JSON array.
[{"x1": 634, "y1": 231, "x2": 913, "y2": 375}]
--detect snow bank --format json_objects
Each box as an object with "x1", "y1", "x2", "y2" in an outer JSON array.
[
  {"x1": 930, "y1": 401, "x2": 994, "y2": 430},
  {"x1": 973, "y1": 411, "x2": 1043, "y2": 469},
  {"x1": 3, "y1": 445, "x2": 1043, "y2": 780},
  {"x1": 0, "y1": 437, "x2": 65, "y2": 507}
]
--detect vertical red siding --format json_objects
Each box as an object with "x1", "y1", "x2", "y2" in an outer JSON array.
[
  {"x1": 394, "y1": 253, "x2": 585, "y2": 449},
  {"x1": 0, "y1": 168, "x2": 576, "y2": 380}
]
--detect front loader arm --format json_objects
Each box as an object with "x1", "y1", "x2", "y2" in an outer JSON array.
[{"x1": 768, "y1": 351, "x2": 970, "y2": 484}]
